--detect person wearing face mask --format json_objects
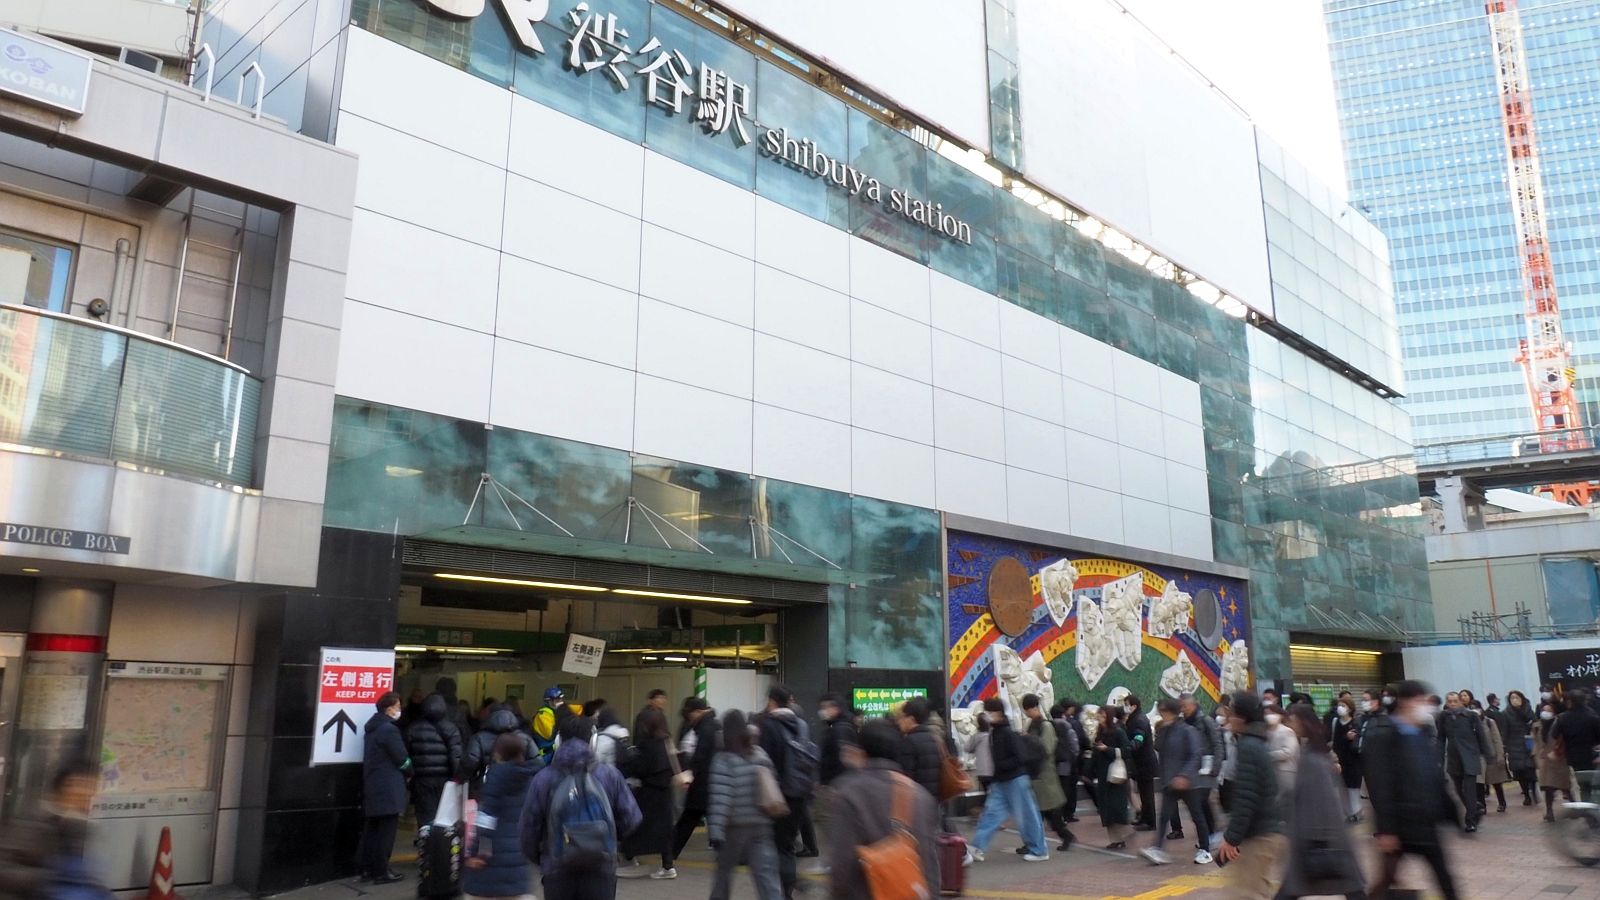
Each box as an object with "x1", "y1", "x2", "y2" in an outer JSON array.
[
  {"x1": 1263, "y1": 702, "x2": 1298, "y2": 798},
  {"x1": 1275, "y1": 703, "x2": 1365, "y2": 900},
  {"x1": 360, "y1": 691, "x2": 413, "y2": 884},
  {"x1": 1330, "y1": 695, "x2": 1363, "y2": 822},
  {"x1": 1364, "y1": 680, "x2": 1461, "y2": 900},
  {"x1": 1213, "y1": 700, "x2": 1239, "y2": 814},
  {"x1": 1502, "y1": 690, "x2": 1538, "y2": 805},
  {"x1": 1532, "y1": 699, "x2": 1575, "y2": 822},
  {"x1": 1437, "y1": 692, "x2": 1487, "y2": 831},
  {"x1": 1322, "y1": 691, "x2": 1354, "y2": 745},
  {"x1": 1123, "y1": 693, "x2": 1159, "y2": 831},
  {"x1": 1215, "y1": 692, "x2": 1283, "y2": 900}
]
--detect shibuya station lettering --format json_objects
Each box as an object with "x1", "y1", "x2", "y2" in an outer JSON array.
[{"x1": 760, "y1": 127, "x2": 974, "y2": 245}]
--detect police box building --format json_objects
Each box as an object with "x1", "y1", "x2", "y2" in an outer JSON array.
[{"x1": 0, "y1": 0, "x2": 1427, "y2": 891}]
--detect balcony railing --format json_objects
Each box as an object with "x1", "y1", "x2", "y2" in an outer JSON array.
[
  {"x1": 1414, "y1": 426, "x2": 1600, "y2": 469},
  {"x1": 0, "y1": 304, "x2": 259, "y2": 486}
]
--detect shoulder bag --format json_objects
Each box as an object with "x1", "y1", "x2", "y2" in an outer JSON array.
[
  {"x1": 935, "y1": 730, "x2": 973, "y2": 801},
  {"x1": 857, "y1": 773, "x2": 930, "y2": 900},
  {"x1": 754, "y1": 758, "x2": 790, "y2": 819},
  {"x1": 1107, "y1": 748, "x2": 1128, "y2": 785}
]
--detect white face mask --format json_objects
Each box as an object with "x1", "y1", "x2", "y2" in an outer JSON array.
[
  {"x1": 1382, "y1": 696, "x2": 1395, "y2": 708},
  {"x1": 1265, "y1": 713, "x2": 1282, "y2": 726},
  {"x1": 387, "y1": 707, "x2": 402, "y2": 720},
  {"x1": 1215, "y1": 714, "x2": 1227, "y2": 725},
  {"x1": 1336, "y1": 705, "x2": 1350, "y2": 717},
  {"x1": 1540, "y1": 710, "x2": 1555, "y2": 721},
  {"x1": 1541, "y1": 692, "x2": 1553, "y2": 700}
]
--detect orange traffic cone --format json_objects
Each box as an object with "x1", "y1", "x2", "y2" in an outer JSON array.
[{"x1": 147, "y1": 826, "x2": 180, "y2": 900}]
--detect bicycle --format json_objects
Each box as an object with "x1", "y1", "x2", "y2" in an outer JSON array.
[{"x1": 1549, "y1": 770, "x2": 1600, "y2": 868}]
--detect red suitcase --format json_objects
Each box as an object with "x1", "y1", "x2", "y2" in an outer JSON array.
[{"x1": 937, "y1": 832, "x2": 966, "y2": 896}]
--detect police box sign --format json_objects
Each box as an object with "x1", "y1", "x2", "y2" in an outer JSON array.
[
  {"x1": 0, "y1": 29, "x2": 92, "y2": 116},
  {"x1": 0, "y1": 522, "x2": 130, "y2": 554}
]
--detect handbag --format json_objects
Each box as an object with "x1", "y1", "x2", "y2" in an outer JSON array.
[
  {"x1": 1107, "y1": 748, "x2": 1128, "y2": 785},
  {"x1": 857, "y1": 774, "x2": 930, "y2": 900},
  {"x1": 935, "y1": 731, "x2": 973, "y2": 801},
  {"x1": 754, "y1": 760, "x2": 790, "y2": 819}
]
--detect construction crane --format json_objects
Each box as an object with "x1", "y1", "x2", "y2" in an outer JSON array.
[{"x1": 1486, "y1": 0, "x2": 1593, "y2": 504}]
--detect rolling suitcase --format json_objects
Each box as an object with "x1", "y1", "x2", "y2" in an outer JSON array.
[
  {"x1": 936, "y1": 832, "x2": 966, "y2": 896},
  {"x1": 417, "y1": 824, "x2": 462, "y2": 898}
]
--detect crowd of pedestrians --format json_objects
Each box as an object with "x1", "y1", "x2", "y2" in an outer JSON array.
[{"x1": 345, "y1": 673, "x2": 1600, "y2": 900}]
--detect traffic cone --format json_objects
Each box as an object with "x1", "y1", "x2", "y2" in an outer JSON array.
[{"x1": 147, "y1": 826, "x2": 180, "y2": 900}]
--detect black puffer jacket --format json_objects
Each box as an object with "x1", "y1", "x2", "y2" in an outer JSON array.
[
  {"x1": 462, "y1": 707, "x2": 537, "y2": 783},
  {"x1": 899, "y1": 724, "x2": 945, "y2": 800},
  {"x1": 1221, "y1": 723, "x2": 1282, "y2": 845},
  {"x1": 407, "y1": 694, "x2": 464, "y2": 780},
  {"x1": 820, "y1": 715, "x2": 858, "y2": 785},
  {"x1": 989, "y1": 718, "x2": 1027, "y2": 782}
]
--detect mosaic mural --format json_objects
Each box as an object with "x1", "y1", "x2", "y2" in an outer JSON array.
[{"x1": 947, "y1": 532, "x2": 1252, "y2": 722}]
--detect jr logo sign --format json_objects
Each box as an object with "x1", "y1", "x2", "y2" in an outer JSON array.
[{"x1": 420, "y1": 0, "x2": 551, "y2": 54}]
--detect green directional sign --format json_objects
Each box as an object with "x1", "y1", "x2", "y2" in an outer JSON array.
[{"x1": 851, "y1": 686, "x2": 929, "y2": 719}]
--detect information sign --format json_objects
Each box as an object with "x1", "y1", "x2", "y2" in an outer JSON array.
[
  {"x1": 561, "y1": 633, "x2": 606, "y2": 678},
  {"x1": 1535, "y1": 646, "x2": 1600, "y2": 700},
  {"x1": 851, "y1": 686, "x2": 928, "y2": 719},
  {"x1": 312, "y1": 647, "x2": 394, "y2": 765}
]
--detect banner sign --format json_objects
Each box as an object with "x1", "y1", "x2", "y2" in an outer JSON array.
[
  {"x1": 1535, "y1": 646, "x2": 1600, "y2": 700},
  {"x1": 0, "y1": 28, "x2": 92, "y2": 115},
  {"x1": 561, "y1": 633, "x2": 606, "y2": 678},
  {"x1": 312, "y1": 647, "x2": 394, "y2": 765},
  {"x1": 852, "y1": 686, "x2": 927, "y2": 719}
]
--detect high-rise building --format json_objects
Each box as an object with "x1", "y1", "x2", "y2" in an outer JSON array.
[{"x1": 1327, "y1": 0, "x2": 1600, "y2": 447}]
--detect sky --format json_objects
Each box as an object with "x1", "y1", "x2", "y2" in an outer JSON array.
[{"x1": 1116, "y1": 0, "x2": 1349, "y2": 194}]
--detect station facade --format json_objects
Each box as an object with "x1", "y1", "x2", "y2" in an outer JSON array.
[{"x1": 0, "y1": 0, "x2": 1429, "y2": 891}]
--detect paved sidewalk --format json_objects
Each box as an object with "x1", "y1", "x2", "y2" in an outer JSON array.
[{"x1": 189, "y1": 796, "x2": 1598, "y2": 900}]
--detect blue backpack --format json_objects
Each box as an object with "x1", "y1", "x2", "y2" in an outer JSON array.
[{"x1": 544, "y1": 766, "x2": 615, "y2": 872}]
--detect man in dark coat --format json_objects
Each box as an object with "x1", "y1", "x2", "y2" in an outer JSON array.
[
  {"x1": 1438, "y1": 693, "x2": 1486, "y2": 830},
  {"x1": 896, "y1": 696, "x2": 945, "y2": 802},
  {"x1": 461, "y1": 706, "x2": 537, "y2": 788},
  {"x1": 817, "y1": 693, "x2": 858, "y2": 785},
  {"x1": 407, "y1": 692, "x2": 464, "y2": 827},
  {"x1": 1178, "y1": 692, "x2": 1223, "y2": 860},
  {"x1": 1216, "y1": 692, "x2": 1283, "y2": 900},
  {"x1": 1124, "y1": 693, "x2": 1159, "y2": 830},
  {"x1": 759, "y1": 684, "x2": 814, "y2": 898},
  {"x1": 1552, "y1": 688, "x2": 1600, "y2": 802},
  {"x1": 0, "y1": 760, "x2": 113, "y2": 898},
  {"x1": 434, "y1": 676, "x2": 472, "y2": 737},
  {"x1": 360, "y1": 692, "x2": 411, "y2": 883},
  {"x1": 1142, "y1": 699, "x2": 1204, "y2": 866},
  {"x1": 671, "y1": 697, "x2": 722, "y2": 858},
  {"x1": 1365, "y1": 680, "x2": 1460, "y2": 900}
]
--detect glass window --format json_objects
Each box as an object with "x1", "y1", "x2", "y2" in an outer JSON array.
[
  {"x1": 753, "y1": 60, "x2": 849, "y2": 228},
  {"x1": 0, "y1": 229, "x2": 74, "y2": 311},
  {"x1": 847, "y1": 108, "x2": 929, "y2": 264},
  {"x1": 511, "y1": 0, "x2": 651, "y2": 142},
  {"x1": 642, "y1": 5, "x2": 757, "y2": 190},
  {"x1": 924, "y1": 143, "x2": 998, "y2": 294},
  {"x1": 325, "y1": 399, "x2": 488, "y2": 536},
  {"x1": 628, "y1": 455, "x2": 752, "y2": 557},
  {"x1": 485, "y1": 429, "x2": 631, "y2": 540}
]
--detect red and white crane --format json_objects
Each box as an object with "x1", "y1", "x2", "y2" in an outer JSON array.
[{"x1": 1486, "y1": 0, "x2": 1592, "y2": 503}]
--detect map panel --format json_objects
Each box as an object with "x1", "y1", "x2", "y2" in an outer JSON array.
[{"x1": 100, "y1": 678, "x2": 220, "y2": 794}]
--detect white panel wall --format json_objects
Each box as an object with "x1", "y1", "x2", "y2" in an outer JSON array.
[
  {"x1": 1015, "y1": 0, "x2": 1272, "y2": 313},
  {"x1": 336, "y1": 28, "x2": 1214, "y2": 562},
  {"x1": 715, "y1": 0, "x2": 991, "y2": 154}
]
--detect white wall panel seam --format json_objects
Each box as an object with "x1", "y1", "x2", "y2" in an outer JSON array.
[
  {"x1": 630, "y1": 144, "x2": 648, "y2": 456},
  {"x1": 484, "y1": 103, "x2": 513, "y2": 430}
]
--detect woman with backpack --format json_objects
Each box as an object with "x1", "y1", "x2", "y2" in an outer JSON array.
[
  {"x1": 620, "y1": 707, "x2": 678, "y2": 880},
  {"x1": 590, "y1": 708, "x2": 630, "y2": 768},
  {"x1": 463, "y1": 734, "x2": 541, "y2": 900},
  {"x1": 707, "y1": 710, "x2": 783, "y2": 900}
]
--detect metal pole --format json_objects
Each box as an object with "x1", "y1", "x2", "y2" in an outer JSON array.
[
  {"x1": 220, "y1": 229, "x2": 243, "y2": 359},
  {"x1": 167, "y1": 193, "x2": 194, "y2": 341}
]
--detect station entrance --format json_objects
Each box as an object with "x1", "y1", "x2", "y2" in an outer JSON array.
[{"x1": 390, "y1": 539, "x2": 828, "y2": 720}]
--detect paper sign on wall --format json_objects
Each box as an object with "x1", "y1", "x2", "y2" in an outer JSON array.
[
  {"x1": 312, "y1": 647, "x2": 394, "y2": 765},
  {"x1": 561, "y1": 634, "x2": 606, "y2": 678}
]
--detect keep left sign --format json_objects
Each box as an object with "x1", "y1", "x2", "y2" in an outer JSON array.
[{"x1": 312, "y1": 647, "x2": 395, "y2": 765}]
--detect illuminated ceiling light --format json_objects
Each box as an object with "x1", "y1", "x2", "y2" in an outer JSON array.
[
  {"x1": 385, "y1": 465, "x2": 425, "y2": 478},
  {"x1": 611, "y1": 588, "x2": 753, "y2": 605},
  {"x1": 434, "y1": 573, "x2": 608, "y2": 591},
  {"x1": 436, "y1": 646, "x2": 504, "y2": 655},
  {"x1": 606, "y1": 648, "x2": 661, "y2": 654},
  {"x1": 21, "y1": 567, "x2": 40, "y2": 574},
  {"x1": 663, "y1": 655, "x2": 690, "y2": 662},
  {"x1": 641, "y1": 655, "x2": 660, "y2": 661},
  {"x1": 394, "y1": 645, "x2": 428, "y2": 652},
  {"x1": 1288, "y1": 644, "x2": 1384, "y2": 657}
]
